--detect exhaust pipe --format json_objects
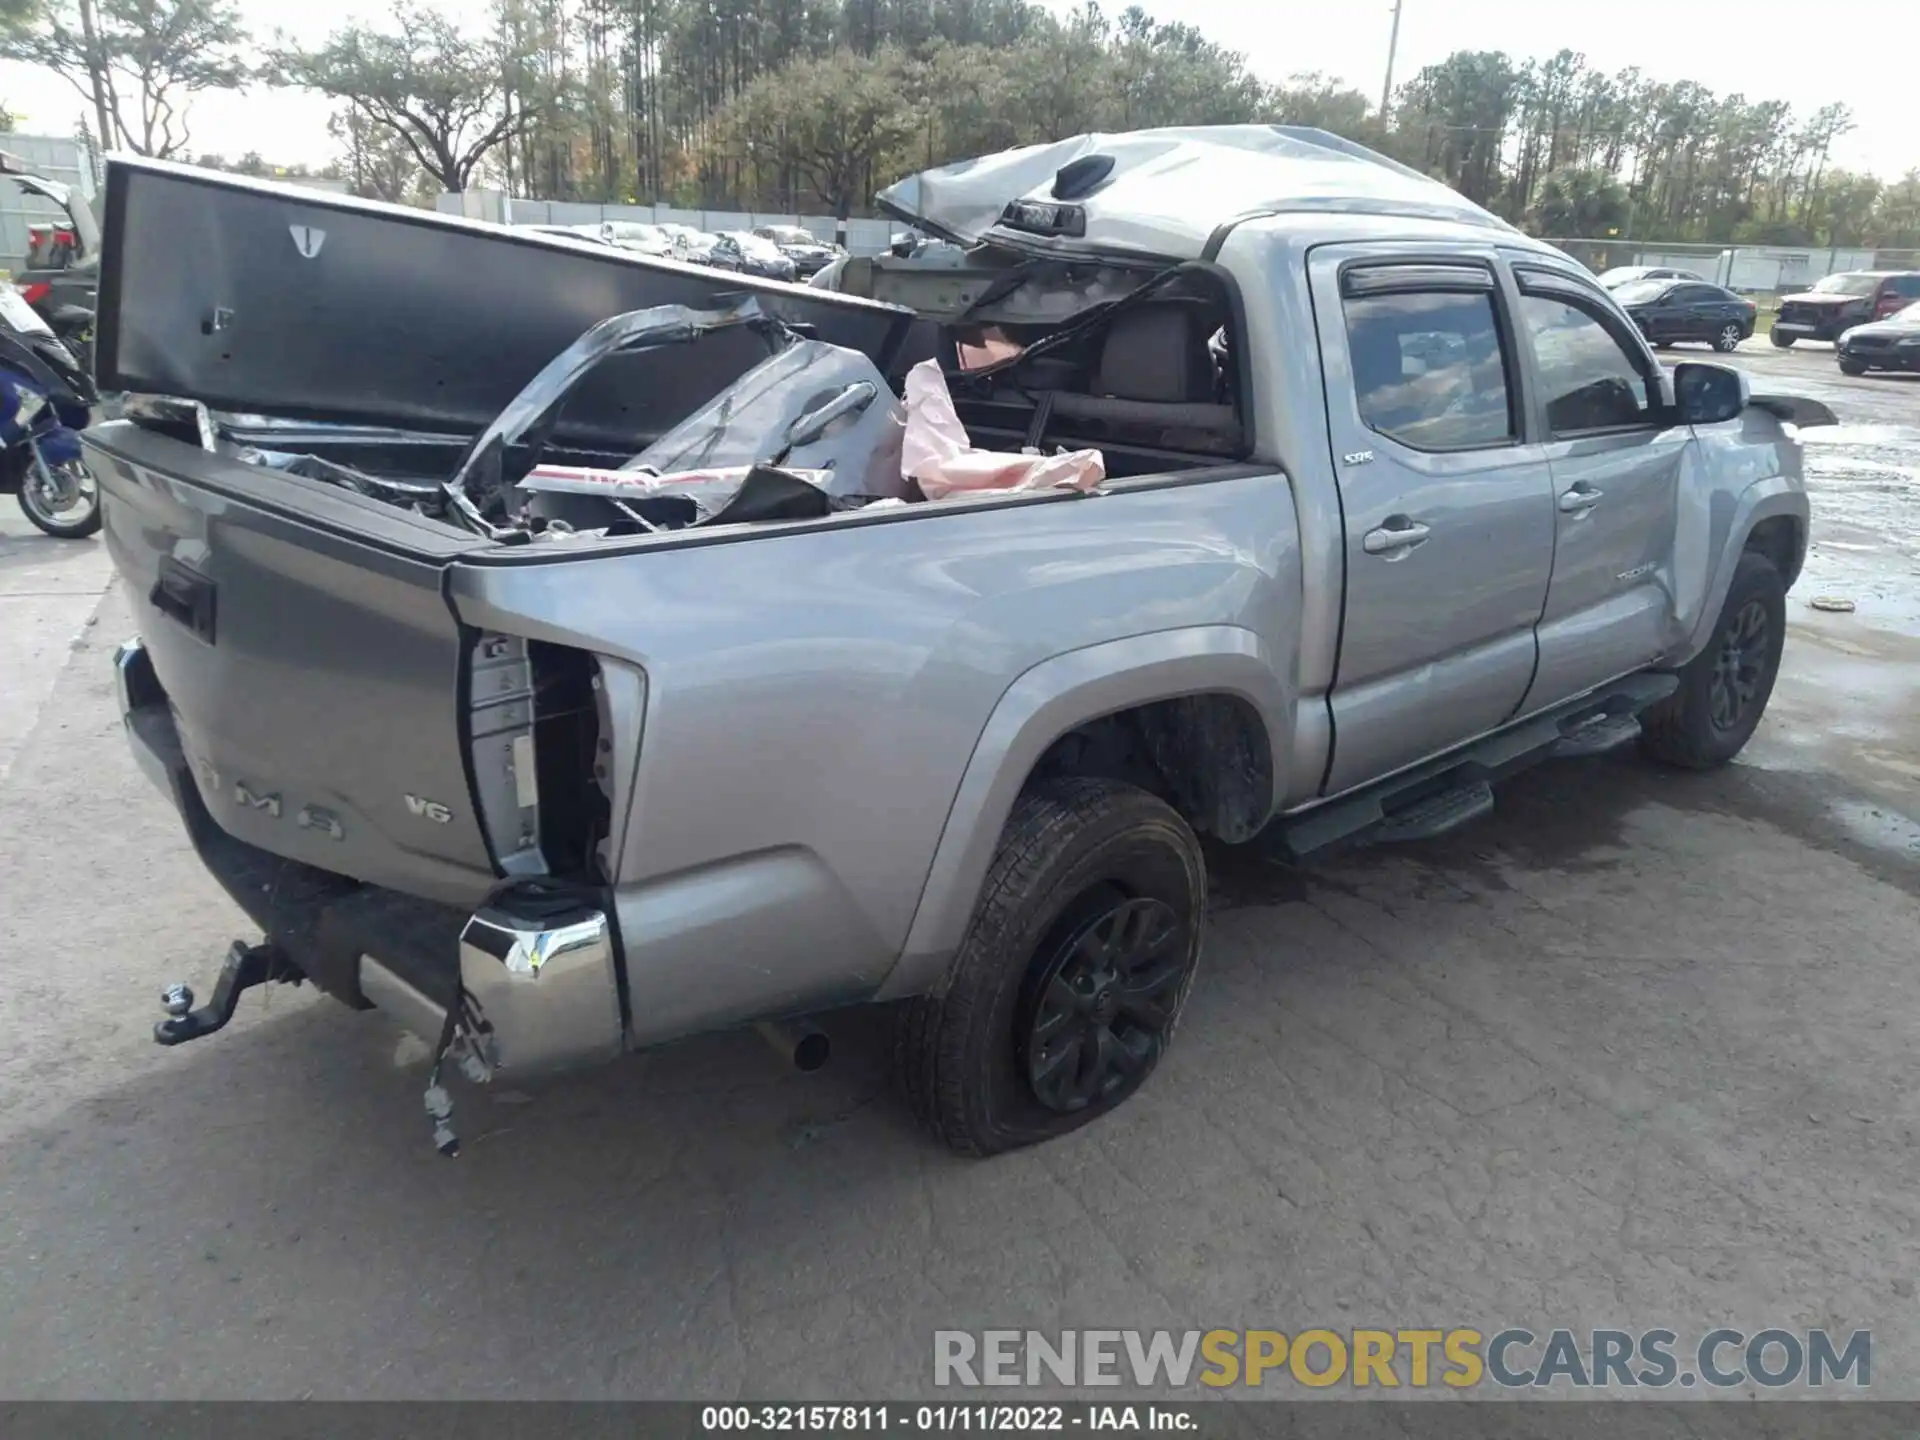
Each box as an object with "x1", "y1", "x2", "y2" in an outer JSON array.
[{"x1": 754, "y1": 1017, "x2": 830, "y2": 1072}]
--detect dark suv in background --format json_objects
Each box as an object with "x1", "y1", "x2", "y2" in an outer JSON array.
[{"x1": 1772, "y1": 271, "x2": 1920, "y2": 346}]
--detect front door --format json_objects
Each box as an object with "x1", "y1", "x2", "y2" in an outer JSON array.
[
  {"x1": 1639, "y1": 290, "x2": 1685, "y2": 345},
  {"x1": 1310, "y1": 250, "x2": 1558, "y2": 795},
  {"x1": 1512, "y1": 266, "x2": 1689, "y2": 709}
]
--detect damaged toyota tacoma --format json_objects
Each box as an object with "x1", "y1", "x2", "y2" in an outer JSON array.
[{"x1": 92, "y1": 128, "x2": 1834, "y2": 1157}]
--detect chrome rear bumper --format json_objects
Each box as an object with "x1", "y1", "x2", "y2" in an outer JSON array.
[
  {"x1": 116, "y1": 635, "x2": 626, "y2": 1078},
  {"x1": 360, "y1": 906, "x2": 623, "y2": 1076}
]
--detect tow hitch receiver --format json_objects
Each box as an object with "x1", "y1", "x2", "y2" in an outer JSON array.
[{"x1": 154, "y1": 940, "x2": 304, "y2": 1045}]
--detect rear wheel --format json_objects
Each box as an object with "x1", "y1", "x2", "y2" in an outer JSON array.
[
  {"x1": 1770, "y1": 330, "x2": 1794, "y2": 349},
  {"x1": 1714, "y1": 324, "x2": 1744, "y2": 353},
  {"x1": 15, "y1": 452, "x2": 100, "y2": 539},
  {"x1": 1640, "y1": 552, "x2": 1786, "y2": 770},
  {"x1": 893, "y1": 777, "x2": 1206, "y2": 1157}
]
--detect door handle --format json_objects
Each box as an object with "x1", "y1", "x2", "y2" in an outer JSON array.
[
  {"x1": 1362, "y1": 518, "x2": 1431, "y2": 556},
  {"x1": 1558, "y1": 484, "x2": 1604, "y2": 514}
]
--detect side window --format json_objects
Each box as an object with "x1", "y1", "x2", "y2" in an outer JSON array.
[
  {"x1": 1342, "y1": 289, "x2": 1515, "y2": 450},
  {"x1": 1672, "y1": 285, "x2": 1714, "y2": 305},
  {"x1": 1890, "y1": 276, "x2": 1920, "y2": 298},
  {"x1": 1519, "y1": 295, "x2": 1655, "y2": 435}
]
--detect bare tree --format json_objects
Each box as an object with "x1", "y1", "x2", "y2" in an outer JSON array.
[
  {"x1": 2, "y1": 0, "x2": 250, "y2": 157},
  {"x1": 711, "y1": 46, "x2": 920, "y2": 233},
  {"x1": 273, "y1": 2, "x2": 549, "y2": 193},
  {"x1": 328, "y1": 101, "x2": 433, "y2": 205}
]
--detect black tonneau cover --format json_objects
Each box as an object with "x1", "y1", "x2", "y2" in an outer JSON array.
[{"x1": 94, "y1": 157, "x2": 917, "y2": 450}]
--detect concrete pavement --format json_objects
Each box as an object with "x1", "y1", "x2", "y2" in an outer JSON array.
[{"x1": 0, "y1": 508, "x2": 112, "y2": 786}]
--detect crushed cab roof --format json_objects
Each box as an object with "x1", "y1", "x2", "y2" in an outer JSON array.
[{"x1": 878, "y1": 125, "x2": 1521, "y2": 262}]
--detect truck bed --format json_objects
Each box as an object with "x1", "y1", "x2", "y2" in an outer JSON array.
[{"x1": 100, "y1": 404, "x2": 1294, "y2": 1032}]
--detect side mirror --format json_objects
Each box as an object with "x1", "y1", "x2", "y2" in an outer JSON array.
[{"x1": 1672, "y1": 361, "x2": 1748, "y2": 425}]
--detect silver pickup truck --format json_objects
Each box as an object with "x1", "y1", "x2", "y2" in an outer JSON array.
[{"x1": 91, "y1": 128, "x2": 1830, "y2": 1157}]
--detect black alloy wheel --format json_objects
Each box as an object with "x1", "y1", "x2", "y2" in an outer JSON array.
[
  {"x1": 1708, "y1": 598, "x2": 1770, "y2": 734},
  {"x1": 1021, "y1": 890, "x2": 1185, "y2": 1114},
  {"x1": 892, "y1": 776, "x2": 1207, "y2": 1156},
  {"x1": 1639, "y1": 551, "x2": 1786, "y2": 769}
]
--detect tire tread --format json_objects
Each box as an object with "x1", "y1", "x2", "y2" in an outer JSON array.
[
  {"x1": 1640, "y1": 551, "x2": 1785, "y2": 770},
  {"x1": 893, "y1": 776, "x2": 1202, "y2": 1156}
]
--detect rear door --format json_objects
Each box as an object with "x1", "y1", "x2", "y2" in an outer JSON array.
[
  {"x1": 1310, "y1": 249, "x2": 1558, "y2": 795},
  {"x1": 1513, "y1": 265, "x2": 1689, "y2": 709}
]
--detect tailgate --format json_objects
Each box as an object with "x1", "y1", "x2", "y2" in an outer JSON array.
[{"x1": 93, "y1": 420, "x2": 501, "y2": 907}]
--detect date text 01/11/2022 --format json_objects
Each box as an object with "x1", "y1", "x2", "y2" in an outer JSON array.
[{"x1": 699, "y1": 1405, "x2": 1196, "y2": 1432}]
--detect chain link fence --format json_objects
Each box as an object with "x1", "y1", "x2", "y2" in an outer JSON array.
[{"x1": 1543, "y1": 238, "x2": 1920, "y2": 332}]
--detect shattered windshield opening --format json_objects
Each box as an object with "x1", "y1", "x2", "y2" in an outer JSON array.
[
  {"x1": 955, "y1": 326, "x2": 1029, "y2": 371},
  {"x1": 945, "y1": 262, "x2": 1197, "y2": 386},
  {"x1": 935, "y1": 261, "x2": 1248, "y2": 467}
]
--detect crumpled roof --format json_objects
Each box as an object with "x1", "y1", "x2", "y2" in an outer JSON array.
[{"x1": 878, "y1": 125, "x2": 1519, "y2": 261}]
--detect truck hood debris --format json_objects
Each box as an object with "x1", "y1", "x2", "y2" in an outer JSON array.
[{"x1": 877, "y1": 124, "x2": 1521, "y2": 261}]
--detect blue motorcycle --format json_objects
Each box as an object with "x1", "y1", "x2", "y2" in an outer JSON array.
[{"x1": 0, "y1": 286, "x2": 98, "y2": 538}]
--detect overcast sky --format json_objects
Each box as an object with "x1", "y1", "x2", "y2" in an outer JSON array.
[{"x1": 1, "y1": 0, "x2": 1913, "y2": 180}]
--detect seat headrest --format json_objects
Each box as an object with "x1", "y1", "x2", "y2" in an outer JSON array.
[{"x1": 1093, "y1": 304, "x2": 1217, "y2": 404}]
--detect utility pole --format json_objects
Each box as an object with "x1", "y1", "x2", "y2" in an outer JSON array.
[{"x1": 1380, "y1": 0, "x2": 1404, "y2": 118}]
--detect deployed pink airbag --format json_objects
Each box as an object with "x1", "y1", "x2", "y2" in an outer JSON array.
[{"x1": 901, "y1": 359, "x2": 1104, "y2": 499}]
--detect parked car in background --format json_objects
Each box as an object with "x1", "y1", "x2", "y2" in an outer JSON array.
[
  {"x1": 2, "y1": 150, "x2": 99, "y2": 370},
  {"x1": 1596, "y1": 264, "x2": 1707, "y2": 288},
  {"x1": 1834, "y1": 299, "x2": 1920, "y2": 375},
  {"x1": 1772, "y1": 271, "x2": 1920, "y2": 346},
  {"x1": 753, "y1": 224, "x2": 841, "y2": 277},
  {"x1": 657, "y1": 223, "x2": 735, "y2": 269},
  {"x1": 600, "y1": 221, "x2": 675, "y2": 258},
  {"x1": 714, "y1": 231, "x2": 798, "y2": 281},
  {"x1": 1613, "y1": 278, "x2": 1757, "y2": 352}
]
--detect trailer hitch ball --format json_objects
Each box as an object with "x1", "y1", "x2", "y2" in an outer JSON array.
[{"x1": 152, "y1": 941, "x2": 302, "y2": 1046}]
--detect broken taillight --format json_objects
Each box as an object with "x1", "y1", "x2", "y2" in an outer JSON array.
[{"x1": 465, "y1": 632, "x2": 612, "y2": 883}]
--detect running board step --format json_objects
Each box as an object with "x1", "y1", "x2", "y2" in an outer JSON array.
[
  {"x1": 1261, "y1": 671, "x2": 1680, "y2": 862},
  {"x1": 1372, "y1": 779, "x2": 1495, "y2": 844},
  {"x1": 1550, "y1": 710, "x2": 1643, "y2": 758}
]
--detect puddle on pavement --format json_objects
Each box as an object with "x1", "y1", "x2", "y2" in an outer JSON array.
[
  {"x1": 1827, "y1": 798, "x2": 1920, "y2": 859},
  {"x1": 1796, "y1": 421, "x2": 1920, "y2": 635},
  {"x1": 1807, "y1": 423, "x2": 1920, "y2": 449}
]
